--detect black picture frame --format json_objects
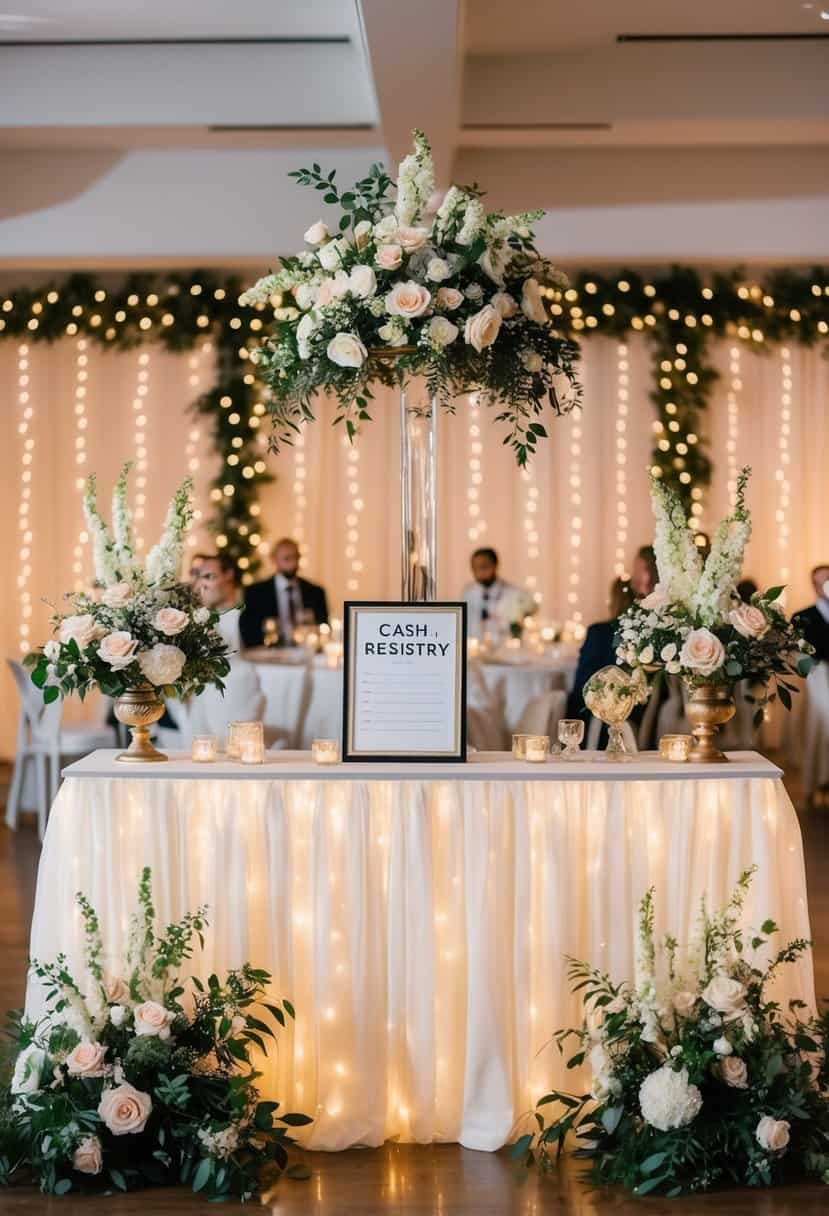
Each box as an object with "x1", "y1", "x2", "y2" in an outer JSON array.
[{"x1": 342, "y1": 601, "x2": 467, "y2": 763}]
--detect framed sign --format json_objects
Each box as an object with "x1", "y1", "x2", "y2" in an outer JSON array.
[{"x1": 342, "y1": 601, "x2": 467, "y2": 762}]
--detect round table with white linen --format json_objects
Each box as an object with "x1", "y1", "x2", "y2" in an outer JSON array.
[{"x1": 27, "y1": 750, "x2": 814, "y2": 1153}]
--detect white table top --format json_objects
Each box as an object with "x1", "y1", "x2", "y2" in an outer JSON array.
[{"x1": 63, "y1": 750, "x2": 782, "y2": 783}]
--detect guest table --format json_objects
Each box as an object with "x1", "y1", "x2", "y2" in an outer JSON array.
[{"x1": 27, "y1": 751, "x2": 814, "y2": 1153}]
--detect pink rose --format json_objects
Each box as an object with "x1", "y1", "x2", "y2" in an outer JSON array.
[
  {"x1": 521, "y1": 277, "x2": 548, "y2": 325},
  {"x1": 491, "y1": 291, "x2": 518, "y2": 319},
  {"x1": 720, "y1": 1056, "x2": 748, "y2": 1089},
  {"x1": 729, "y1": 603, "x2": 770, "y2": 640},
  {"x1": 396, "y1": 225, "x2": 429, "y2": 252},
  {"x1": 679, "y1": 628, "x2": 726, "y2": 678},
  {"x1": 72, "y1": 1135, "x2": 103, "y2": 1175},
  {"x1": 464, "y1": 304, "x2": 502, "y2": 353},
  {"x1": 385, "y1": 280, "x2": 431, "y2": 319},
  {"x1": 640, "y1": 584, "x2": 670, "y2": 610},
  {"x1": 756, "y1": 1115, "x2": 790, "y2": 1153},
  {"x1": 133, "y1": 1000, "x2": 175, "y2": 1040},
  {"x1": 435, "y1": 287, "x2": 464, "y2": 311},
  {"x1": 153, "y1": 607, "x2": 188, "y2": 637},
  {"x1": 103, "y1": 972, "x2": 130, "y2": 1004},
  {"x1": 59, "y1": 613, "x2": 97, "y2": 650},
  {"x1": 98, "y1": 1082, "x2": 152, "y2": 1136},
  {"x1": 101, "y1": 582, "x2": 132, "y2": 609},
  {"x1": 672, "y1": 990, "x2": 697, "y2": 1018},
  {"x1": 97, "y1": 631, "x2": 139, "y2": 671},
  {"x1": 375, "y1": 244, "x2": 403, "y2": 271},
  {"x1": 66, "y1": 1040, "x2": 108, "y2": 1078}
]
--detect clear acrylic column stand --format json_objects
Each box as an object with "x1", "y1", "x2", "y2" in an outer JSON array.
[{"x1": 399, "y1": 383, "x2": 438, "y2": 602}]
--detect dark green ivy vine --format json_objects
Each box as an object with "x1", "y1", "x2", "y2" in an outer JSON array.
[{"x1": 0, "y1": 266, "x2": 826, "y2": 578}]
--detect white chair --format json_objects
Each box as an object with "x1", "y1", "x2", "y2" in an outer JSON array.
[
  {"x1": 186, "y1": 659, "x2": 266, "y2": 744},
  {"x1": 6, "y1": 659, "x2": 115, "y2": 839},
  {"x1": 802, "y1": 663, "x2": 829, "y2": 800},
  {"x1": 514, "y1": 689, "x2": 567, "y2": 742},
  {"x1": 466, "y1": 658, "x2": 506, "y2": 751}
]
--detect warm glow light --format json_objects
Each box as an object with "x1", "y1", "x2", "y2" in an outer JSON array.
[
  {"x1": 777, "y1": 348, "x2": 793, "y2": 581},
  {"x1": 614, "y1": 343, "x2": 629, "y2": 577},
  {"x1": 17, "y1": 344, "x2": 33, "y2": 651}
]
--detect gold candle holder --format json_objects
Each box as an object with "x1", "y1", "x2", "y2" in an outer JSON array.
[
  {"x1": 660, "y1": 733, "x2": 692, "y2": 762},
  {"x1": 191, "y1": 735, "x2": 217, "y2": 763},
  {"x1": 525, "y1": 735, "x2": 549, "y2": 763},
  {"x1": 312, "y1": 738, "x2": 340, "y2": 765}
]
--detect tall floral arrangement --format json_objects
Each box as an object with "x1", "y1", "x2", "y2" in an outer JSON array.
[
  {"x1": 614, "y1": 468, "x2": 813, "y2": 721},
  {"x1": 25, "y1": 465, "x2": 230, "y2": 702},
  {"x1": 243, "y1": 130, "x2": 580, "y2": 465},
  {"x1": 0, "y1": 870, "x2": 310, "y2": 1199},
  {"x1": 515, "y1": 871, "x2": 829, "y2": 1196}
]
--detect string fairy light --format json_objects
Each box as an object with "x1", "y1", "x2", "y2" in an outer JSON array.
[
  {"x1": 466, "y1": 393, "x2": 487, "y2": 544},
  {"x1": 725, "y1": 345, "x2": 742, "y2": 504},
  {"x1": 132, "y1": 351, "x2": 152, "y2": 550},
  {"x1": 521, "y1": 463, "x2": 541, "y2": 607},
  {"x1": 614, "y1": 342, "x2": 630, "y2": 577},
  {"x1": 16, "y1": 344, "x2": 34, "y2": 653},
  {"x1": 776, "y1": 347, "x2": 793, "y2": 585},
  {"x1": 566, "y1": 412, "x2": 584, "y2": 624},
  {"x1": 71, "y1": 338, "x2": 90, "y2": 587},
  {"x1": 183, "y1": 340, "x2": 212, "y2": 552},
  {"x1": 294, "y1": 430, "x2": 308, "y2": 568},
  {"x1": 343, "y1": 434, "x2": 362, "y2": 593}
]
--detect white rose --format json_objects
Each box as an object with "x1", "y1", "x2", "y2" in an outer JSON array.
[
  {"x1": 373, "y1": 215, "x2": 399, "y2": 241},
  {"x1": 720, "y1": 1056, "x2": 748, "y2": 1089},
  {"x1": 133, "y1": 1000, "x2": 175, "y2": 1040},
  {"x1": 44, "y1": 640, "x2": 61, "y2": 661},
  {"x1": 73, "y1": 1135, "x2": 103, "y2": 1175},
  {"x1": 701, "y1": 974, "x2": 746, "y2": 1018},
  {"x1": 59, "y1": 613, "x2": 97, "y2": 650},
  {"x1": 66, "y1": 1040, "x2": 108, "y2": 1078},
  {"x1": 660, "y1": 642, "x2": 677, "y2": 662},
  {"x1": 426, "y1": 257, "x2": 451, "y2": 283},
  {"x1": 639, "y1": 645, "x2": 654, "y2": 665},
  {"x1": 11, "y1": 1044, "x2": 47, "y2": 1094},
  {"x1": 712, "y1": 1035, "x2": 732, "y2": 1056},
  {"x1": 193, "y1": 606, "x2": 210, "y2": 626},
  {"x1": 375, "y1": 243, "x2": 403, "y2": 271},
  {"x1": 329, "y1": 270, "x2": 350, "y2": 298},
  {"x1": 464, "y1": 304, "x2": 502, "y2": 353},
  {"x1": 521, "y1": 349, "x2": 543, "y2": 373},
  {"x1": 318, "y1": 241, "x2": 343, "y2": 272},
  {"x1": 293, "y1": 281, "x2": 317, "y2": 311},
  {"x1": 153, "y1": 607, "x2": 188, "y2": 637},
  {"x1": 639, "y1": 1065, "x2": 702, "y2": 1132},
  {"x1": 378, "y1": 319, "x2": 407, "y2": 345},
  {"x1": 98, "y1": 1082, "x2": 152, "y2": 1136},
  {"x1": 666, "y1": 661, "x2": 682, "y2": 675},
  {"x1": 354, "y1": 219, "x2": 372, "y2": 251},
  {"x1": 729, "y1": 603, "x2": 770, "y2": 640},
  {"x1": 521, "y1": 278, "x2": 548, "y2": 325},
  {"x1": 326, "y1": 332, "x2": 367, "y2": 369},
  {"x1": 348, "y1": 264, "x2": 377, "y2": 299},
  {"x1": 756, "y1": 1115, "x2": 790, "y2": 1154},
  {"x1": 426, "y1": 316, "x2": 459, "y2": 348},
  {"x1": 435, "y1": 287, "x2": 464, "y2": 311},
  {"x1": 673, "y1": 990, "x2": 697, "y2": 1017},
  {"x1": 303, "y1": 220, "x2": 329, "y2": 246},
  {"x1": 680, "y1": 628, "x2": 726, "y2": 677},
  {"x1": 109, "y1": 1004, "x2": 127, "y2": 1028},
  {"x1": 385, "y1": 280, "x2": 431, "y2": 319},
  {"x1": 492, "y1": 291, "x2": 518, "y2": 319},
  {"x1": 296, "y1": 311, "x2": 317, "y2": 359},
  {"x1": 464, "y1": 283, "x2": 483, "y2": 301},
  {"x1": 396, "y1": 225, "x2": 429, "y2": 252},
  {"x1": 640, "y1": 584, "x2": 671, "y2": 611},
  {"x1": 138, "y1": 643, "x2": 186, "y2": 687},
  {"x1": 102, "y1": 582, "x2": 132, "y2": 609},
  {"x1": 97, "y1": 631, "x2": 139, "y2": 671}
]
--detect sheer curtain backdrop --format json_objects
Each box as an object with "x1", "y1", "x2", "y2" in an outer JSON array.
[{"x1": 1, "y1": 335, "x2": 826, "y2": 757}]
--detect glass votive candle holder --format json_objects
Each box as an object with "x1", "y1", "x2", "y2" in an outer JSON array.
[
  {"x1": 191, "y1": 735, "x2": 217, "y2": 763},
  {"x1": 239, "y1": 734, "x2": 266, "y2": 765},
  {"x1": 512, "y1": 733, "x2": 531, "y2": 760},
  {"x1": 312, "y1": 738, "x2": 340, "y2": 765},
  {"x1": 660, "y1": 733, "x2": 692, "y2": 762},
  {"x1": 558, "y1": 718, "x2": 585, "y2": 760},
  {"x1": 525, "y1": 735, "x2": 549, "y2": 763},
  {"x1": 226, "y1": 721, "x2": 244, "y2": 759}
]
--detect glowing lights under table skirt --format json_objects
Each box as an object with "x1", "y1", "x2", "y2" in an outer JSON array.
[{"x1": 26, "y1": 754, "x2": 814, "y2": 1152}]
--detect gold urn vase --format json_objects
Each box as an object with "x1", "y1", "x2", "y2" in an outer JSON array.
[
  {"x1": 114, "y1": 683, "x2": 167, "y2": 763},
  {"x1": 685, "y1": 682, "x2": 736, "y2": 764}
]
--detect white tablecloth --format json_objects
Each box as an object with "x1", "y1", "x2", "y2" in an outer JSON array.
[{"x1": 27, "y1": 751, "x2": 814, "y2": 1152}]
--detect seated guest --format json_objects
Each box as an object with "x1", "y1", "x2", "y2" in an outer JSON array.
[
  {"x1": 566, "y1": 546, "x2": 657, "y2": 725},
  {"x1": 737, "y1": 578, "x2": 758, "y2": 603},
  {"x1": 188, "y1": 553, "x2": 210, "y2": 588},
  {"x1": 794, "y1": 563, "x2": 829, "y2": 664},
  {"x1": 461, "y1": 547, "x2": 534, "y2": 639},
  {"x1": 240, "y1": 537, "x2": 328, "y2": 648},
  {"x1": 198, "y1": 554, "x2": 243, "y2": 653}
]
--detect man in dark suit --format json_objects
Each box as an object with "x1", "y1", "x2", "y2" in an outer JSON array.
[
  {"x1": 240, "y1": 537, "x2": 329, "y2": 648},
  {"x1": 794, "y1": 563, "x2": 829, "y2": 664}
]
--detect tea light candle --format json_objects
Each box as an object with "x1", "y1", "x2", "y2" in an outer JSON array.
[
  {"x1": 239, "y1": 734, "x2": 265, "y2": 765},
  {"x1": 512, "y1": 733, "x2": 530, "y2": 760},
  {"x1": 191, "y1": 735, "x2": 217, "y2": 763},
  {"x1": 660, "y1": 733, "x2": 692, "y2": 762},
  {"x1": 312, "y1": 738, "x2": 339, "y2": 765},
  {"x1": 525, "y1": 735, "x2": 549, "y2": 763}
]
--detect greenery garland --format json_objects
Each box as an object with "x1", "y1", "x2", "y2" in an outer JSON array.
[{"x1": 0, "y1": 266, "x2": 826, "y2": 577}]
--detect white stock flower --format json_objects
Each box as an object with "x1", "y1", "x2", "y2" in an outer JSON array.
[
  {"x1": 296, "y1": 311, "x2": 317, "y2": 359},
  {"x1": 464, "y1": 304, "x2": 502, "y2": 353},
  {"x1": 11, "y1": 1044, "x2": 47, "y2": 1094},
  {"x1": 426, "y1": 316, "x2": 459, "y2": 348},
  {"x1": 326, "y1": 332, "x2": 367, "y2": 369},
  {"x1": 679, "y1": 628, "x2": 726, "y2": 678},
  {"x1": 59, "y1": 614, "x2": 97, "y2": 650},
  {"x1": 44, "y1": 640, "x2": 61, "y2": 661},
  {"x1": 349, "y1": 265, "x2": 377, "y2": 299},
  {"x1": 102, "y1": 582, "x2": 133, "y2": 609},
  {"x1": 97, "y1": 631, "x2": 139, "y2": 671},
  {"x1": 385, "y1": 281, "x2": 431, "y2": 319},
  {"x1": 521, "y1": 278, "x2": 548, "y2": 325},
  {"x1": 457, "y1": 198, "x2": 485, "y2": 245},
  {"x1": 303, "y1": 220, "x2": 329, "y2": 246},
  {"x1": 639, "y1": 1066, "x2": 702, "y2": 1132},
  {"x1": 426, "y1": 257, "x2": 451, "y2": 283},
  {"x1": 138, "y1": 643, "x2": 186, "y2": 687},
  {"x1": 756, "y1": 1115, "x2": 790, "y2": 1153}
]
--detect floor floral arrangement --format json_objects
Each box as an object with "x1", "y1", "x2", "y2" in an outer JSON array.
[
  {"x1": 243, "y1": 129, "x2": 580, "y2": 465},
  {"x1": 24, "y1": 463, "x2": 230, "y2": 705},
  {"x1": 0, "y1": 869, "x2": 310, "y2": 1200},
  {"x1": 615, "y1": 466, "x2": 813, "y2": 723},
  {"x1": 515, "y1": 869, "x2": 829, "y2": 1196}
]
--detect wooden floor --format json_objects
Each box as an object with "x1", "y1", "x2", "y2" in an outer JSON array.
[{"x1": 1, "y1": 761, "x2": 827, "y2": 1215}]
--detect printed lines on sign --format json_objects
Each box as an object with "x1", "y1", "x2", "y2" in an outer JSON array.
[{"x1": 17, "y1": 344, "x2": 33, "y2": 653}]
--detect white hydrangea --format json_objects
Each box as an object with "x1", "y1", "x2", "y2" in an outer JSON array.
[
  {"x1": 639, "y1": 1065, "x2": 702, "y2": 1132},
  {"x1": 138, "y1": 643, "x2": 186, "y2": 687},
  {"x1": 197, "y1": 1124, "x2": 241, "y2": 1160}
]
